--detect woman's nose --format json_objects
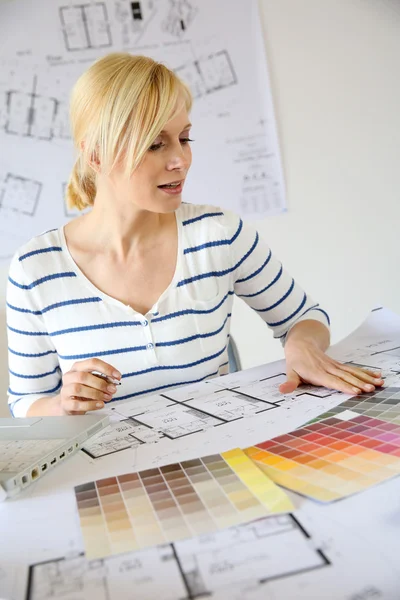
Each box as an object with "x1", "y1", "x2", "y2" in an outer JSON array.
[{"x1": 166, "y1": 146, "x2": 190, "y2": 171}]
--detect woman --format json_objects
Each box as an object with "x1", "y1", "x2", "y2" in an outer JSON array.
[{"x1": 6, "y1": 53, "x2": 383, "y2": 417}]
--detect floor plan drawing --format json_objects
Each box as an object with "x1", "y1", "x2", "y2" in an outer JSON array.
[
  {"x1": 0, "y1": 172, "x2": 42, "y2": 217},
  {"x1": 0, "y1": 63, "x2": 72, "y2": 141},
  {"x1": 82, "y1": 373, "x2": 344, "y2": 460},
  {"x1": 114, "y1": 0, "x2": 158, "y2": 47},
  {"x1": 175, "y1": 50, "x2": 237, "y2": 99},
  {"x1": 26, "y1": 514, "x2": 328, "y2": 600},
  {"x1": 161, "y1": 0, "x2": 197, "y2": 38},
  {"x1": 59, "y1": 3, "x2": 113, "y2": 51},
  {"x1": 0, "y1": 162, "x2": 46, "y2": 259}
]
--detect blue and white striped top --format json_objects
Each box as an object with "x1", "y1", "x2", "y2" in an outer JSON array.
[{"x1": 6, "y1": 204, "x2": 329, "y2": 417}]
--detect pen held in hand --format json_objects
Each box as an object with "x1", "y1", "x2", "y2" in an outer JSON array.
[{"x1": 91, "y1": 370, "x2": 122, "y2": 386}]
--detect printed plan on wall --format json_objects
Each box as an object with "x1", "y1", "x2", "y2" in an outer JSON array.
[{"x1": 0, "y1": 0, "x2": 286, "y2": 261}]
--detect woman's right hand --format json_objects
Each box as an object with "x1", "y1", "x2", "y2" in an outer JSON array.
[{"x1": 58, "y1": 358, "x2": 121, "y2": 415}]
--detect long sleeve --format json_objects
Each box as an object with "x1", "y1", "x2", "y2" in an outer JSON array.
[
  {"x1": 6, "y1": 254, "x2": 61, "y2": 417},
  {"x1": 220, "y1": 211, "x2": 330, "y2": 341}
]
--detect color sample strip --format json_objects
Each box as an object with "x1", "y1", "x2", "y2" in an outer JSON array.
[
  {"x1": 75, "y1": 482, "x2": 111, "y2": 558},
  {"x1": 222, "y1": 448, "x2": 293, "y2": 514},
  {"x1": 245, "y1": 387, "x2": 400, "y2": 503},
  {"x1": 75, "y1": 449, "x2": 292, "y2": 559}
]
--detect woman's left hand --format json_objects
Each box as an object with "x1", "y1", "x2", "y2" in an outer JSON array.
[{"x1": 280, "y1": 340, "x2": 384, "y2": 395}]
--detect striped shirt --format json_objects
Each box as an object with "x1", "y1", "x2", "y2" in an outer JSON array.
[{"x1": 6, "y1": 204, "x2": 330, "y2": 417}]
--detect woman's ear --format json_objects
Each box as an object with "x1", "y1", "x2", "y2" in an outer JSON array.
[
  {"x1": 89, "y1": 151, "x2": 101, "y2": 173},
  {"x1": 80, "y1": 141, "x2": 101, "y2": 173}
]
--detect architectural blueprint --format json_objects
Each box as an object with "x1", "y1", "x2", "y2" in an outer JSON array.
[
  {"x1": 83, "y1": 374, "x2": 341, "y2": 460},
  {"x1": 23, "y1": 494, "x2": 400, "y2": 599},
  {"x1": 26, "y1": 514, "x2": 329, "y2": 600},
  {"x1": 0, "y1": 0, "x2": 286, "y2": 260}
]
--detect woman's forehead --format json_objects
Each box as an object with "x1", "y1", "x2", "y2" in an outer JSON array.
[{"x1": 161, "y1": 105, "x2": 191, "y2": 133}]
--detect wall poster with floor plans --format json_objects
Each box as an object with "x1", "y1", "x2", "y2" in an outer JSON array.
[{"x1": 0, "y1": 0, "x2": 286, "y2": 260}]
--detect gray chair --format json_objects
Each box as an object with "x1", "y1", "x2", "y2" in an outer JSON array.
[{"x1": 227, "y1": 336, "x2": 242, "y2": 373}]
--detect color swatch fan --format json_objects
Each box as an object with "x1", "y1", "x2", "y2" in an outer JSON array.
[
  {"x1": 245, "y1": 387, "x2": 400, "y2": 503},
  {"x1": 74, "y1": 448, "x2": 293, "y2": 559}
]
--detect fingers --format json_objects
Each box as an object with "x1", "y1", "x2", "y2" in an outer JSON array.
[
  {"x1": 63, "y1": 370, "x2": 117, "y2": 396},
  {"x1": 62, "y1": 381, "x2": 115, "y2": 403},
  {"x1": 328, "y1": 367, "x2": 370, "y2": 393},
  {"x1": 62, "y1": 397, "x2": 107, "y2": 413},
  {"x1": 337, "y1": 363, "x2": 384, "y2": 388},
  {"x1": 284, "y1": 345, "x2": 386, "y2": 397},
  {"x1": 312, "y1": 371, "x2": 363, "y2": 395},
  {"x1": 70, "y1": 358, "x2": 121, "y2": 381},
  {"x1": 279, "y1": 370, "x2": 301, "y2": 394},
  {"x1": 327, "y1": 361, "x2": 384, "y2": 393},
  {"x1": 60, "y1": 360, "x2": 121, "y2": 415}
]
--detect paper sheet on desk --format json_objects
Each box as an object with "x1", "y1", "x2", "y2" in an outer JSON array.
[{"x1": 83, "y1": 376, "x2": 350, "y2": 475}]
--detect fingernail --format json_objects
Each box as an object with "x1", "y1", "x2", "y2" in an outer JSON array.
[
  {"x1": 365, "y1": 384, "x2": 374, "y2": 391},
  {"x1": 104, "y1": 393, "x2": 112, "y2": 400},
  {"x1": 112, "y1": 371, "x2": 121, "y2": 379},
  {"x1": 96, "y1": 402, "x2": 104, "y2": 408},
  {"x1": 352, "y1": 387, "x2": 360, "y2": 394},
  {"x1": 107, "y1": 385, "x2": 117, "y2": 393}
]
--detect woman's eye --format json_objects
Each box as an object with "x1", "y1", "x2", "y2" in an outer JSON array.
[
  {"x1": 149, "y1": 138, "x2": 194, "y2": 151},
  {"x1": 149, "y1": 142, "x2": 164, "y2": 151}
]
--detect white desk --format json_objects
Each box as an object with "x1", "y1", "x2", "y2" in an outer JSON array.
[{"x1": 3, "y1": 309, "x2": 400, "y2": 599}]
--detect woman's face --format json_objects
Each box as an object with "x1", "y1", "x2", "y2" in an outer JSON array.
[{"x1": 105, "y1": 105, "x2": 192, "y2": 214}]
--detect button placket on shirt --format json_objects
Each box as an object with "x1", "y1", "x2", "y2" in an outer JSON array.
[
  {"x1": 124, "y1": 305, "x2": 158, "y2": 362},
  {"x1": 140, "y1": 312, "x2": 157, "y2": 358}
]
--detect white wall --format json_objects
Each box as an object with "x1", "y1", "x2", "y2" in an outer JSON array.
[
  {"x1": 1, "y1": 0, "x2": 400, "y2": 415},
  {"x1": 230, "y1": 0, "x2": 400, "y2": 368}
]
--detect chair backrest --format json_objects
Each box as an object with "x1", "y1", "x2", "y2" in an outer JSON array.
[{"x1": 227, "y1": 336, "x2": 242, "y2": 373}]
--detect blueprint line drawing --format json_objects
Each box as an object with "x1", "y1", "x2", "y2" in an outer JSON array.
[
  {"x1": 175, "y1": 50, "x2": 237, "y2": 99},
  {"x1": 59, "y1": 2, "x2": 112, "y2": 51},
  {"x1": 0, "y1": 172, "x2": 42, "y2": 217},
  {"x1": 0, "y1": 64, "x2": 72, "y2": 141},
  {"x1": 5, "y1": 75, "x2": 58, "y2": 140},
  {"x1": 26, "y1": 514, "x2": 329, "y2": 600},
  {"x1": 4, "y1": 75, "x2": 59, "y2": 141},
  {"x1": 82, "y1": 373, "x2": 343, "y2": 460},
  {"x1": 162, "y1": 0, "x2": 198, "y2": 38},
  {"x1": 114, "y1": 0, "x2": 158, "y2": 46}
]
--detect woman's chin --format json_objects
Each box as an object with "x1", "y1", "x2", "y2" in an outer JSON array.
[{"x1": 158, "y1": 194, "x2": 183, "y2": 212}]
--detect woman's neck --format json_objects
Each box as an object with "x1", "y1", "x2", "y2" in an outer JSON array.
[{"x1": 66, "y1": 193, "x2": 176, "y2": 261}]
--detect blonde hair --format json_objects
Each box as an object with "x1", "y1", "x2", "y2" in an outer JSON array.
[{"x1": 66, "y1": 53, "x2": 192, "y2": 211}]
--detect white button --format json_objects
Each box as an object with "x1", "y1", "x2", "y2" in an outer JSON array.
[
  {"x1": 147, "y1": 343, "x2": 154, "y2": 350},
  {"x1": 141, "y1": 319, "x2": 148, "y2": 327}
]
